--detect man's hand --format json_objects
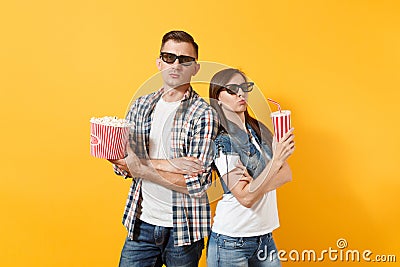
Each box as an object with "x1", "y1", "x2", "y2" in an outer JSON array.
[
  {"x1": 107, "y1": 144, "x2": 140, "y2": 178},
  {"x1": 123, "y1": 145, "x2": 145, "y2": 177},
  {"x1": 108, "y1": 158, "x2": 131, "y2": 177}
]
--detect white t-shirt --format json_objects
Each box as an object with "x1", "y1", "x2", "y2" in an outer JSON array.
[
  {"x1": 212, "y1": 136, "x2": 279, "y2": 237},
  {"x1": 140, "y1": 97, "x2": 180, "y2": 227}
]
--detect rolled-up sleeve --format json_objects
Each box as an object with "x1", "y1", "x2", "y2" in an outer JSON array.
[
  {"x1": 113, "y1": 164, "x2": 129, "y2": 178},
  {"x1": 111, "y1": 100, "x2": 138, "y2": 179},
  {"x1": 185, "y1": 108, "x2": 218, "y2": 198}
]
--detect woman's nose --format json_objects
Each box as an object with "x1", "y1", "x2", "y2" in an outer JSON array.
[{"x1": 237, "y1": 88, "x2": 246, "y2": 98}]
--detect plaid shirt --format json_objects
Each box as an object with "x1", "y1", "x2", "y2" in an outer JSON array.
[{"x1": 116, "y1": 86, "x2": 218, "y2": 246}]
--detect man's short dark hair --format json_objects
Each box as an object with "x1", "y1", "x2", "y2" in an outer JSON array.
[{"x1": 161, "y1": 30, "x2": 199, "y2": 59}]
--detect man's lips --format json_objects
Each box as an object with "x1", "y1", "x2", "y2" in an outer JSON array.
[{"x1": 169, "y1": 73, "x2": 180, "y2": 78}]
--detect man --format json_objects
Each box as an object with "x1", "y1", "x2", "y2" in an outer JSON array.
[{"x1": 109, "y1": 30, "x2": 218, "y2": 267}]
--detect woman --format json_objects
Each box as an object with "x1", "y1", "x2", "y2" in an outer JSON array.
[{"x1": 207, "y1": 68, "x2": 295, "y2": 267}]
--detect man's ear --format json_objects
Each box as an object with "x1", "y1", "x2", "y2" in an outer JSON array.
[
  {"x1": 156, "y1": 58, "x2": 162, "y2": 71},
  {"x1": 192, "y1": 62, "x2": 200, "y2": 77}
]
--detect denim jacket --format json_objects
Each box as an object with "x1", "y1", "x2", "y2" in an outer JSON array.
[{"x1": 214, "y1": 122, "x2": 273, "y2": 193}]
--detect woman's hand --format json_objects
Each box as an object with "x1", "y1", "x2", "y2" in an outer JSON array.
[{"x1": 272, "y1": 128, "x2": 295, "y2": 166}]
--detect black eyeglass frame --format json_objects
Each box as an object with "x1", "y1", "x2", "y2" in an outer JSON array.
[
  {"x1": 219, "y1": 82, "x2": 255, "y2": 95},
  {"x1": 159, "y1": 52, "x2": 196, "y2": 66}
]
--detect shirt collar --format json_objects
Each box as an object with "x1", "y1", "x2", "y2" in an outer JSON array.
[{"x1": 155, "y1": 86, "x2": 194, "y2": 102}]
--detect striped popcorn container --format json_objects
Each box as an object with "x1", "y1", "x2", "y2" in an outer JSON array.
[
  {"x1": 90, "y1": 117, "x2": 131, "y2": 159},
  {"x1": 270, "y1": 110, "x2": 291, "y2": 142}
]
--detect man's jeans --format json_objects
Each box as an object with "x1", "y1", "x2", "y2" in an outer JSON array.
[
  {"x1": 119, "y1": 219, "x2": 204, "y2": 267},
  {"x1": 207, "y1": 231, "x2": 281, "y2": 267}
]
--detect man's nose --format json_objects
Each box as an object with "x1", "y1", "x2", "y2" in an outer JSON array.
[{"x1": 171, "y1": 58, "x2": 183, "y2": 69}]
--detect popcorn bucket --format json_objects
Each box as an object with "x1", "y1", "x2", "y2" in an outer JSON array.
[{"x1": 90, "y1": 117, "x2": 131, "y2": 159}]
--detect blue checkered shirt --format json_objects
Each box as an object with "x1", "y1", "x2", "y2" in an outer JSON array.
[{"x1": 115, "y1": 87, "x2": 218, "y2": 246}]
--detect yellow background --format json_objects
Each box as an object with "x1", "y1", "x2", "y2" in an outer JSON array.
[{"x1": 1, "y1": 0, "x2": 399, "y2": 266}]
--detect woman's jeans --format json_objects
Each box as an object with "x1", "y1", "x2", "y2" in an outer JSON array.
[
  {"x1": 207, "y1": 231, "x2": 281, "y2": 267},
  {"x1": 119, "y1": 219, "x2": 204, "y2": 267}
]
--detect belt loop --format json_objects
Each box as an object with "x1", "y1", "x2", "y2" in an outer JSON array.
[
  {"x1": 258, "y1": 235, "x2": 262, "y2": 248},
  {"x1": 268, "y1": 232, "x2": 272, "y2": 238}
]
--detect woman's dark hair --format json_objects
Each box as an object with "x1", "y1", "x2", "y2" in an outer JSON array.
[{"x1": 209, "y1": 68, "x2": 273, "y2": 147}]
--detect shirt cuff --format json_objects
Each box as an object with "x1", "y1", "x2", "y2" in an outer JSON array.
[{"x1": 113, "y1": 164, "x2": 129, "y2": 178}]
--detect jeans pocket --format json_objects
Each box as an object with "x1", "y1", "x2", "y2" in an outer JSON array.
[
  {"x1": 132, "y1": 219, "x2": 155, "y2": 243},
  {"x1": 219, "y1": 236, "x2": 244, "y2": 249}
]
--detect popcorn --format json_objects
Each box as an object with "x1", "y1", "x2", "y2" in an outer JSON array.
[
  {"x1": 90, "y1": 116, "x2": 131, "y2": 159},
  {"x1": 90, "y1": 116, "x2": 132, "y2": 127}
]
